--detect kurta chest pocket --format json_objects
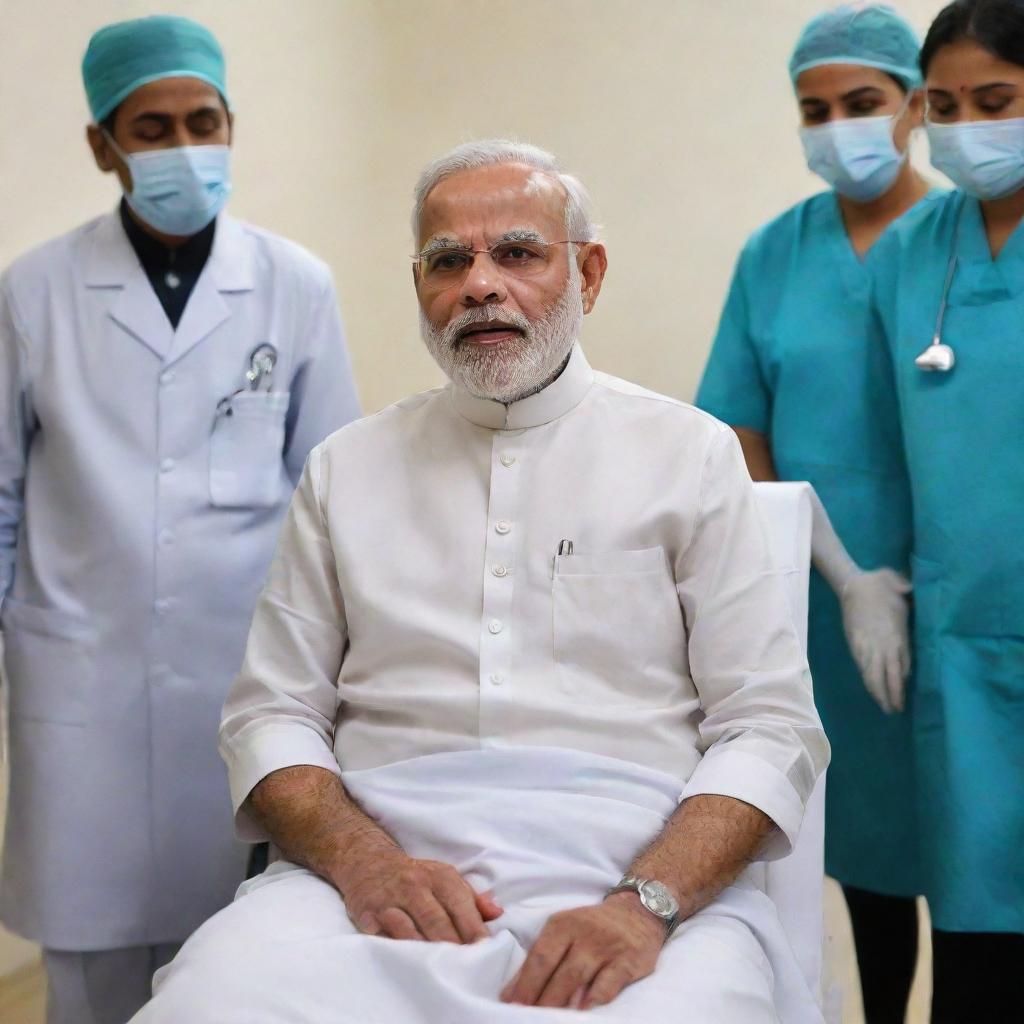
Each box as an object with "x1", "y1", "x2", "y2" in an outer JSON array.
[
  {"x1": 551, "y1": 546, "x2": 687, "y2": 706},
  {"x1": 209, "y1": 391, "x2": 290, "y2": 508},
  {"x1": 0, "y1": 599, "x2": 95, "y2": 725}
]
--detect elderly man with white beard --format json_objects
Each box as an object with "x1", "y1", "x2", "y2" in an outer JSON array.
[{"x1": 131, "y1": 140, "x2": 830, "y2": 1024}]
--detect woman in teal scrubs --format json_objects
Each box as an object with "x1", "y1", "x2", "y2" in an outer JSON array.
[
  {"x1": 697, "y1": 7, "x2": 933, "y2": 1021},
  {"x1": 869, "y1": 1, "x2": 1024, "y2": 1018}
]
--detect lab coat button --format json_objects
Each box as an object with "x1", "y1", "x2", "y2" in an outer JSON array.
[
  {"x1": 490, "y1": 673, "x2": 504, "y2": 686},
  {"x1": 160, "y1": 458, "x2": 176, "y2": 474},
  {"x1": 492, "y1": 564, "x2": 508, "y2": 578},
  {"x1": 495, "y1": 520, "x2": 512, "y2": 535},
  {"x1": 488, "y1": 619, "x2": 503, "y2": 635},
  {"x1": 159, "y1": 529, "x2": 175, "y2": 547},
  {"x1": 160, "y1": 370, "x2": 176, "y2": 386},
  {"x1": 155, "y1": 598, "x2": 174, "y2": 615},
  {"x1": 500, "y1": 454, "x2": 516, "y2": 467}
]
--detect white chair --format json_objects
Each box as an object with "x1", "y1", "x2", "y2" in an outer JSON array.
[{"x1": 750, "y1": 482, "x2": 827, "y2": 1009}]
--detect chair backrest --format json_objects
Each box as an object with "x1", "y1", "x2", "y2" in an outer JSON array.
[{"x1": 751, "y1": 482, "x2": 826, "y2": 1004}]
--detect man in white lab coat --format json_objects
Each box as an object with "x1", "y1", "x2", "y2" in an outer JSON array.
[
  {"x1": 0, "y1": 15, "x2": 360, "y2": 1024},
  {"x1": 133, "y1": 140, "x2": 829, "y2": 1023}
]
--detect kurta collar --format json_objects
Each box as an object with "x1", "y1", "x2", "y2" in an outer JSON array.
[{"x1": 449, "y1": 343, "x2": 594, "y2": 430}]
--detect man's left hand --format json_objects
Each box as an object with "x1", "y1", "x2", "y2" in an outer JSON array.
[{"x1": 500, "y1": 892, "x2": 668, "y2": 1009}]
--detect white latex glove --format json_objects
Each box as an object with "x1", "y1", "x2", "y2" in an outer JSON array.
[
  {"x1": 808, "y1": 489, "x2": 912, "y2": 714},
  {"x1": 839, "y1": 568, "x2": 912, "y2": 714}
]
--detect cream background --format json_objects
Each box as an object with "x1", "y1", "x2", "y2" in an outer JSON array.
[
  {"x1": 0, "y1": 0, "x2": 943, "y2": 1018},
  {"x1": 0, "y1": 0, "x2": 944, "y2": 412}
]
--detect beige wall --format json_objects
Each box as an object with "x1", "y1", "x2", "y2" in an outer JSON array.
[
  {"x1": 0, "y1": 0, "x2": 944, "y2": 973},
  {"x1": 0, "y1": 0, "x2": 943, "y2": 414}
]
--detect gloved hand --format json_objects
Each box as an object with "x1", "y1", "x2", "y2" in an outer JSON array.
[
  {"x1": 808, "y1": 489, "x2": 912, "y2": 714},
  {"x1": 839, "y1": 568, "x2": 912, "y2": 714}
]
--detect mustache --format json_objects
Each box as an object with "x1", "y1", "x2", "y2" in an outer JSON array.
[{"x1": 443, "y1": 305, "x2": 533, "y2": 346}]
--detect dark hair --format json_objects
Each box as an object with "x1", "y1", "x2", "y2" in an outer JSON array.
[
  {"x1": 885, "y1": 72, "x2": 911, "y2": 94},
  {"x1": 100, "y1": 106, "x2": 119, "y2": 134},
  {"x1": 921, "y1": 0, "x2": 1024, "y2": 75}
]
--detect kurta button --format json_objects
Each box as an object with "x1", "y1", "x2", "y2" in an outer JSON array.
[
  {"x1": 488, "y1": 619, "x2": 503, "y2": 635},
  {"x1": 165, "y1": 271, "x2": 181, "y2": 290},
  {"x1": 500, "y1": 454, "x2": 516, "y2": 467},
  {"x1": 490, "y1": 673, "x2": 504, "y2": 686},
  {"x1": 160, "y1": 458, "x2": 176, "y2": 474},
  {"x1": 492, "y1": 564, "x2": 508, "y2": 578},
  {"x1": 495, "y1": 520, "x2": 511, "y2": 535}
]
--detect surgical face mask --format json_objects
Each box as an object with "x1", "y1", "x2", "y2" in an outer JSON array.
[
  {"x1": 104, "y1": 131, "x2": 232, "y2": 236},
  {"x1": 926, "y1": 117, "x2": 1024, "y2": 200},
  {"x1": 799, "y1": 113, "x2": 907, "y2": 202}
]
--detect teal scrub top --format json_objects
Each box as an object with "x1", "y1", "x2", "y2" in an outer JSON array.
[
  {"x1": 697, "y1": 190, "x2": 923, "y2": 897},
  {"x1": 870, "y1": 189, "x2": 1024, "y2": 933}
]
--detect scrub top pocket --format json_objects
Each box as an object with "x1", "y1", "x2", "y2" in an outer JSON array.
[
  {"x1": 552, "y1": 546, "x2": 686, "y2": 706},
  {"x1": 0, "y1": 598, "x2": 95, "y2": 725},
  {"x1": 209, "y1": 391, "x2": 290, "y2": 508}
]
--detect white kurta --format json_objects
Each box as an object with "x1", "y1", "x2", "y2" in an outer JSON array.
[
  {"x1": 0, "y1": 209, "x2": 361, "y2": 949},
  {"x1": 138, "y1": 748, "x2": 824, "y2": 1023},
  {"x1": 146, "y1": 345, "x2": 829, "y2": 1021}
]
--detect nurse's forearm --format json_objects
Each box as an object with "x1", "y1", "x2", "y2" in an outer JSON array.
[
  {"x1": 245, "y1": 765, "x2": 401, "y2": 893},
  {"x1": 732, "y1": 427, "x2": 778, "y2": 482},
  {"x1": 808, "y1": 488, "x2": 859, "y2": 594},
  {"x1": 615, "y1": 794, "x2": 775, "y2": 922}
]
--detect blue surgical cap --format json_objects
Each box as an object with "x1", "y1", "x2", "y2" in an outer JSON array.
[
  {"x1": 82, "y1": 15, "x2": 229, "y2": 123},
  {"x1": 789, "y1": 4, "x2": 922, "y2": 89}
]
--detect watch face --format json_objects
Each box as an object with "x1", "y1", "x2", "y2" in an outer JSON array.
[{"x1": 639, "y1": 880, "x2": 678, "y2": 919}]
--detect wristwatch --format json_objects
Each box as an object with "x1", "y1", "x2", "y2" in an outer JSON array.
[{"x1": 607, "y1": 875, "x2": 680, "y2": 935}]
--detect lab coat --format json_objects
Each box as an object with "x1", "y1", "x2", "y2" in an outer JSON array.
[{"x1": 0, "y1": 209, "x2": 361, "y2": 949}]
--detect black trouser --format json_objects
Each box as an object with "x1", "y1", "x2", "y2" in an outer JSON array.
[
  {"x1": 930, "y1": 929, "x2": 1024, "y2": 1023},
  {"x1": 843, "y1": 886, "x2": 919, "y2": 1024}
]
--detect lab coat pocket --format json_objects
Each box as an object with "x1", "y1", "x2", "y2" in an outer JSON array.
[
  {"x1": 0, "y1": 599, "x2": 94, "y2": 725},
  {"x1": 552, "y1": 546, "x2": 686, "y2": 706},
  {"x1": 210, "y1": 391, "x2": 290, "y2": 508}
]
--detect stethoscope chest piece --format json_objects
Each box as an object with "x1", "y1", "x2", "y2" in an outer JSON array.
[{"x1": 915, "y1": 339, "x2": 956, "y2": 373}]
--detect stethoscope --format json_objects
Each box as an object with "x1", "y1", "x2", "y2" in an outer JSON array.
[
  {"x1": 216, "y1": 343, "x2": 278, "y2": 417},
  {"x1": 915, "y1": 208, "x2": 963, "y2": 373}
]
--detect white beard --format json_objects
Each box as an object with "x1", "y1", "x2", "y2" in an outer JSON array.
[{"x1": 419, "y1": 266, "x2": 585, "y2": 404}]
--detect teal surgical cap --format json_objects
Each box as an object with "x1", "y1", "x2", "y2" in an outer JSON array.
[
  {"x1": 82, "y1": 15, "x2": 228, "y2": 123},
  {"x1": 789, "y1": 4, "x2": 923, "y2": 89}
]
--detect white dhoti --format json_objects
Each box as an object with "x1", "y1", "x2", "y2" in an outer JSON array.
[{"x1": 131, "y1": 748, "x2": 823, "y2": 1023}]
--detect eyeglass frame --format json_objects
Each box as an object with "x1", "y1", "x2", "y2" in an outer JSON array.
[{"x1": 410, "y1": 238, "x2": 589, "y2": 282}]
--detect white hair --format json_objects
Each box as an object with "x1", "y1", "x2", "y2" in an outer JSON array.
[{"x1": 412, "y1": 139, "x2": 598, "y2": 244}]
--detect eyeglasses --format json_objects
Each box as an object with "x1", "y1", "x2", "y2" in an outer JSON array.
[{"x1": 411, "y1": 239, "x2": 586, "y2": 284}]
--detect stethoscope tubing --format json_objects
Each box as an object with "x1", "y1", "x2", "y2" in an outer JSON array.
[{"x1": 917, "y1": 198, "x2": 965, "y2": 372}]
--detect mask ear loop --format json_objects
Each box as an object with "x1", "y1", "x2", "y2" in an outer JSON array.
[
  {"x1": 891, "y1": 87, "x2": 920, "y2": 159},
  {"x1": 98, "y1": 127, "x2": 138, "y2": 196},
  {"x1": 100, "y1": 127, "x2": 130, "y2": 163}
]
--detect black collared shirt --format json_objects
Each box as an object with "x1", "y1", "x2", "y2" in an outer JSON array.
[{"x1": 119, "y1": 200, "x2": 216, "y2": 329}]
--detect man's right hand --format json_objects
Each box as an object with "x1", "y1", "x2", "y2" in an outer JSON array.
[{"x1": 337, "y1": 845, "x2": 502, "y2": 944}]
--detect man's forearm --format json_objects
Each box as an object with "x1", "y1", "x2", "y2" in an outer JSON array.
[
  {"x1": 245, "y1": 765, "x2": 402, "y2": 893},
  {"x1": 621, "y1": 794, "x2": 776, "y2": 921}
]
